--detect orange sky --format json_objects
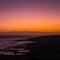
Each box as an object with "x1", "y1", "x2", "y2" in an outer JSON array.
[{"x1": 0, "y1": 0, "x2": 60, "y2": 32}]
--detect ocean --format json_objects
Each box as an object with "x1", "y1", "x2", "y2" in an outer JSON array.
[
  {"x1": 0, "y1": 34, "x2": 36, "y2": 55},
  {"x1": 0, "y1": 32, "x2": 59, "y2": 56}
]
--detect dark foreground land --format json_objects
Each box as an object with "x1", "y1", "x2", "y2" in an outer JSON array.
[{"x1": 0, "y1": 35, "x2": 60, "y2": 60}]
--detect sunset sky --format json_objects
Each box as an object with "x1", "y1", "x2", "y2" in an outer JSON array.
[{"x1": 0, "y1": 0, "x2": 60, "y2": 32}]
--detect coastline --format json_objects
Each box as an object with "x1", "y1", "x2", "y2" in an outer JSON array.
[{"x1": 0, "y1": 35, "x2": 60, "y2": 60}]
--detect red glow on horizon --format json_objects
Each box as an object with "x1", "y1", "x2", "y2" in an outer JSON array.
[{"x1": 0, "y1": 0, "x2": 60, "y2": 32}]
